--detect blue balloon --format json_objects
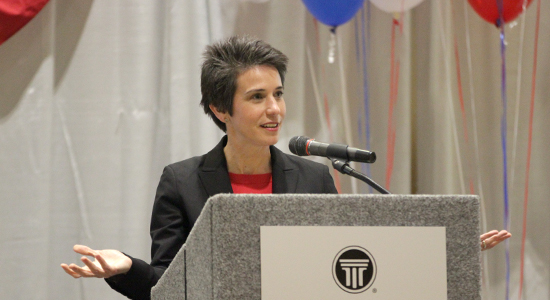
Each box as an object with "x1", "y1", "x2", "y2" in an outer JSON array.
[{"x1": 302, "y1": 0, "x2": 365, "y2": 27}]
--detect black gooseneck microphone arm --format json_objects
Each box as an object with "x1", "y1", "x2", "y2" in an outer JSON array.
[
  {"x1": 330, "y1": 158, "x2": 390, "y2": 194},
  {"x1": 288, "y1": 136, "x2": 389, "y2": 194}
]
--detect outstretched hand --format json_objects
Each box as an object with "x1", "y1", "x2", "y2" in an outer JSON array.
[
  {"x1": 61, "y1": 245, "x2": 132, "y2": 279},
  {"x1": 480, "y1": 230, "x2": 511, "y2": 251}
]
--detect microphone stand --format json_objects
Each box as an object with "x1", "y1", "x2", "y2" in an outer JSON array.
[{"x1": 330, "y1": 158, "x2": 390, "y2": 194}]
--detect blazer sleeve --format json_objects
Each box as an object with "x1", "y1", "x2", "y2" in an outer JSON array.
[
  {"x1": 105, "y1": 165, "x2": 189, "y2": 300},
  {"x1": 104, "y1": 255, "x2": 163, "y2": 300}
]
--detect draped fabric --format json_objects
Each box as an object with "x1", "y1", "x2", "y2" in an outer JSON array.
[{"x1": 0, "y1": 1, "x2": 548, "y2": 299}]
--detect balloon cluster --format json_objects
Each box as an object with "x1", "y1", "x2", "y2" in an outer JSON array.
[
  {"x1": 301, "y1": 0, "x2": 427, "y2": 28},
  {"x1": 302, "y1": 0, "x2": 532, "y2": 28}
]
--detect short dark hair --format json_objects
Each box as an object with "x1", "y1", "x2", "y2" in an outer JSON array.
[{"x1": 200, "y1": 35, "x2": 289, "y2": 132}]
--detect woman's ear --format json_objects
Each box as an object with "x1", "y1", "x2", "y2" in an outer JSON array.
[{"x1": 209, "y1": 104, "x2": 229, "y2": 123}]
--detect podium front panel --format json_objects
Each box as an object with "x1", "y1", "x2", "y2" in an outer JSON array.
[{"x1": 261, "y1": 226, "x2": 447, "y2": 299}]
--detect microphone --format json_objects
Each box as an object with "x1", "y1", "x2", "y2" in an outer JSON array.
[{"x1": 289, "y1": 136, "x2": 376, "y2": 163}]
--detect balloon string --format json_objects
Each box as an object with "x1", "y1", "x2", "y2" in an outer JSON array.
[
  {"x1": 432, "y1": 0, "x2": 471, "y2": 192},
  {"x1": 336, "y1": 32, "x2": 358, "y2": 194},
  {"x1": 510, "y1": 0, "x2": 528, "y2": 189},
  {"x1": 496, "y1": 1, "x2": 511, "y2": 299},
  {"x1": 354, "y1": 12, "x2": 367, "y2": 192},
  {"x1": 519, "y1": 0, "x2": 541, "y2": 297},
  {"x1": 361, "y1": 3, "x2": 372, "y2": 193},
  {"x1": 451, "y1": 3, "x2": 475, "y2": 195},
  {"x1": 328, "y1": 28, "x2": 336, "y2": 64},
  {"x1": 313, "y1": 18, "x2": 342, "y2": 192},
  {"x1": 354, "y1": 16, "x2": 361, "y2": 65},
  {"x1": 354, "y1": 17, "x2": 366, "y2": 192},
  {"x1": 453, "y1": 40, "x2": 469, "y2": 144},
  {"x1": 314, "y1": 18, "x2": 322, "y2": 54},
  {"x1": 433, "y1": 0, "x2": 466, "y2": 194},
  {"x1": 463, "y1": 1, "x2": 489, "y2": 293},
  {"x1": 385, "y1": 18, "x2": 400, "y2": 190}
]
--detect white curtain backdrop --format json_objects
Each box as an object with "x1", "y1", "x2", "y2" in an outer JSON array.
[{"x1": 0, "y1": 0, "x2": 548, "y2": 299}]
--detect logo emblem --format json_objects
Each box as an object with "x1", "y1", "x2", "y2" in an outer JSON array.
[{"x1": 332, "y1": 246, "x2": 377, "y2": 293}]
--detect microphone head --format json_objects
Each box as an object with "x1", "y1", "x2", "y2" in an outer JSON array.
[{"x1": 289, "y1": 136, "x2": 311, "y2": 156}]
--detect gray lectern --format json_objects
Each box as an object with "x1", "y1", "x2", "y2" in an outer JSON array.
[{"x1": 151, "y1": 194, "x2": 480, "y2": 299}]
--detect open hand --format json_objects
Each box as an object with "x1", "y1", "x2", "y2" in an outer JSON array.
[
  {"x1": 61, "y1": 245, "x2": 132, "y2": 278},
  {"x1": 480, "y1": 230, "x2": 511, "y2": 251}
]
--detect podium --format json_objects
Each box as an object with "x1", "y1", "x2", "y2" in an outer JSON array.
[{"x1": 151, "y1": 194, "x2": 480, "y2": 299}]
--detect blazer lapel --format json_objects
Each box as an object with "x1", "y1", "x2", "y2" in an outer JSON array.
[
  {"x1": 198, "y1": 137, "x2": 296, "y2": 195},
  {"x1": 198, "y1": 136, "x2": 233, "y2": 197},
  {"x1": 271, "y1": 146, "x2": 298, "y2": 194}
]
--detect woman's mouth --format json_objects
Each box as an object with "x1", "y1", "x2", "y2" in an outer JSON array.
[{"x1": 261, "y1": 123, "x2": 280, "y2": 130}]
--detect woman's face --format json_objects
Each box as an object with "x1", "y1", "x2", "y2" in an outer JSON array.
[{"x1": 216, "y1": 65, "x2": 286, "y2": 148}]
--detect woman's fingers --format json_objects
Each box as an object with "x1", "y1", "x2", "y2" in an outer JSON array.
[
  {"x1": 480, "y1": 230, "x2": 499, "y2": 251},
  {"x1": 68, "y1": 263, "x2": 95, "y2": 278},
  {"x1": 94, "y1": 253, "x2": 115, "y2": 276},
  {"x1": 480, "y1": 230, "x2": 499, "y2": 241},
  {"x1": 73, "y1": 244, "x2": 97, "y2": 256},
  {"x1": 61, "y1": 245, "x2": 105, "y2": 278},
  {"x1": 62, "y1": 245, "x2": 129, "y2": 279},
  {"x1": 80, "y1": 256, "x2": 105, "y2": 277},
  {"x1": 61, "y1": 263, "x2": 82, "y2": 278},
  {"x1": 481, "y1": 230, "x2": 512, "y2": 251},
  {"x1": 493, "y1": 230, "x2": 512, "y2": 243}
]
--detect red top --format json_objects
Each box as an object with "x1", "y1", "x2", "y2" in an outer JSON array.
[{"x1": 229, "y1": 172, "x2": 273, "y2": 194}]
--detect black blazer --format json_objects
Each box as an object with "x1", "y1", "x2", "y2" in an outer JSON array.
[{"x1": 106, "y1": 136, "x2": 338, "y2": 300}]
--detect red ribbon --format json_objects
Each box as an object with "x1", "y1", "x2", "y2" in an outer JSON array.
[
  {"x1": 519, "y1": 0, "x2": 541, "y2": 298},
  {"x1": 385, "y1": 17, "x2": 401, "y2": 190}
]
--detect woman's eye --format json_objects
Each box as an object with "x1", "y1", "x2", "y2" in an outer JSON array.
[
  {"x1": 275, "y1": 91, "x2": 284, "y2": 98},
  {"x1": 252, "y1": 93, "x2": 263, "y2": 100}
]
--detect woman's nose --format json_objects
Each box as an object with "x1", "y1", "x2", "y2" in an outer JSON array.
[{"x1": 266, "y1": 97, "x2": 281, "y2": 115}]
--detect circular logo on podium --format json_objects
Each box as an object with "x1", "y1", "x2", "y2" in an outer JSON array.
[{"x1": 332, "y1": 246, "x2": 377, "y2": 293}]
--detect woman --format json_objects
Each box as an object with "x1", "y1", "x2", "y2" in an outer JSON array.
[
  {"x1": 61, "y1": 36, "x2": 510, "y2": 300},
  {"x1": 61, "y1": 36, "x2": 338, "y2": 300}
]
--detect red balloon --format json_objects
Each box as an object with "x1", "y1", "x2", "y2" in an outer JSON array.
[{"x1": 468, "y1": 0, "x2": 533, "y2": 26}]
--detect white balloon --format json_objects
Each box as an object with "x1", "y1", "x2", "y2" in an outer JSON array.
[{"x1": 369, "y1": 0, "x2": 426, "y2": 13}]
